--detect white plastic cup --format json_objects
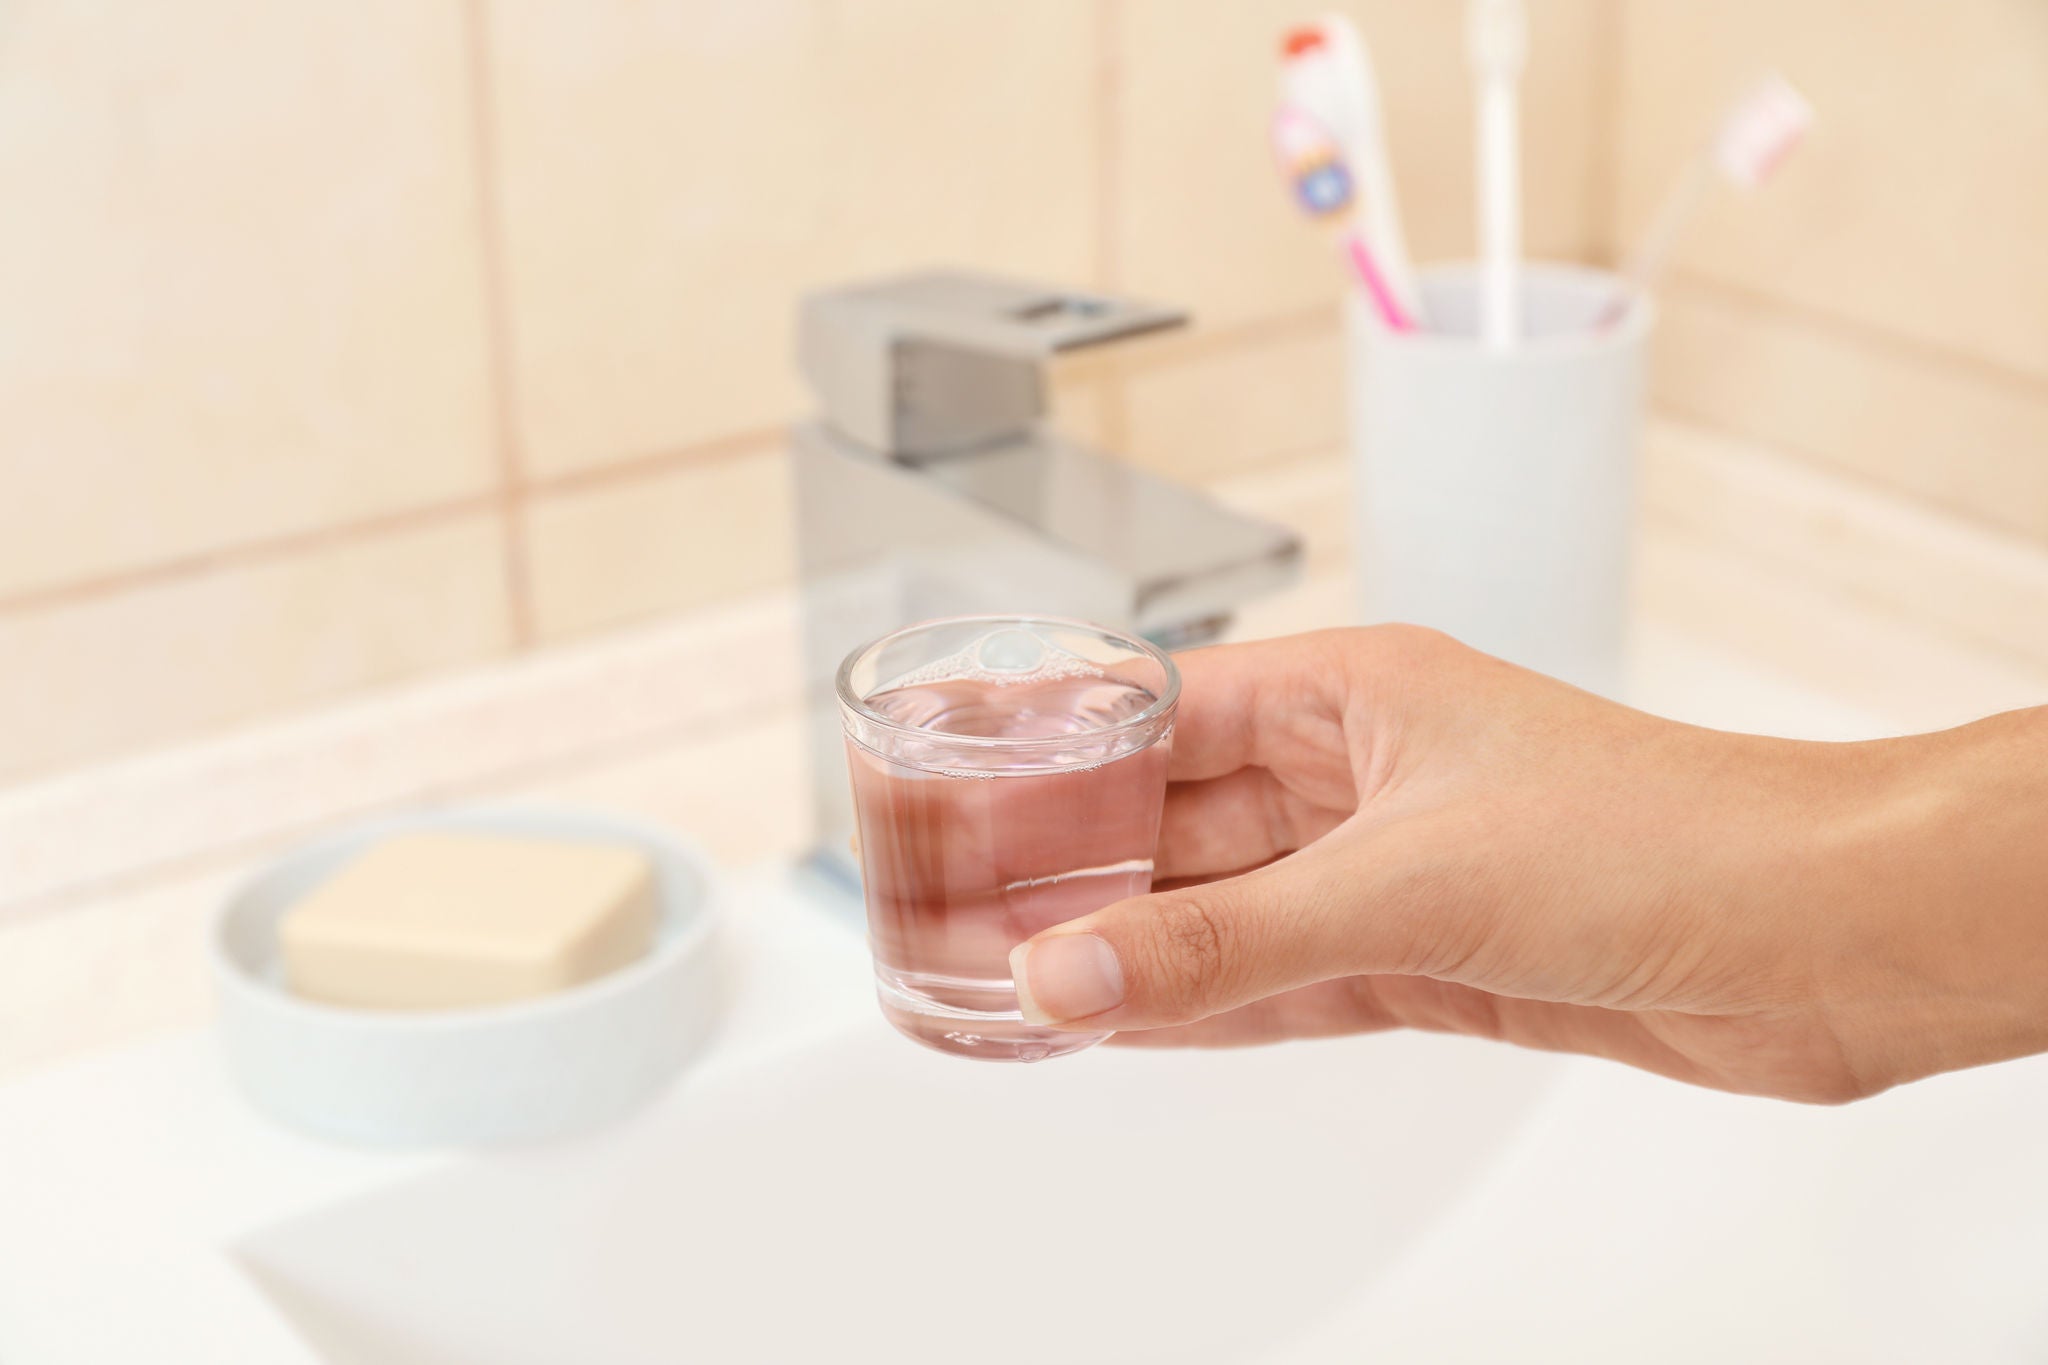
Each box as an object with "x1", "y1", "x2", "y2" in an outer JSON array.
[{"x1": 1349, "y1": 263, "x2": 1651, "y2": 696}]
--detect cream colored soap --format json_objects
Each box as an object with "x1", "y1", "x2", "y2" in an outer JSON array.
[{"x1": 280, "y1": 832, "x2": 657, "y2": 1010}]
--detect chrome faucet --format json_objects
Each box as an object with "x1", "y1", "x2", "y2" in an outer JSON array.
[{"x1": 793, "y1": 270, "x2": 1302, "y2": 882}]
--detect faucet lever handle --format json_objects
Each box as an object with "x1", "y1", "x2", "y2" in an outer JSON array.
[{"x1": 799, "y1": 270, "x2": 1186, "y2": 456}]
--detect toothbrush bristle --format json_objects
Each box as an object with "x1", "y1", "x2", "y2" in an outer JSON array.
[{"x1": 1714, "y1": 74, "x2": 1814, "y2": 188}]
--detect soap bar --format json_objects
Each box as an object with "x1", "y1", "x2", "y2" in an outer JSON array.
[{"x1": 280, "y1": 832, "x2": 657, "y2": 1010}]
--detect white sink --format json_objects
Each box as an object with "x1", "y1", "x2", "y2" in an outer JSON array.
[
  {"x1": 222, "y1": 632, "x2": 2048, "y2": 1364},
  {"x1": 9, "y1": 626, "x2": 2048, "y2": 1363},
  {"x1": 232, "y1": 1019, "x2": 1559, "y2": 1364}
]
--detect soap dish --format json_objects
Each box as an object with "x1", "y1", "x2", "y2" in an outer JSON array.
[{"x1": 212, "y1": 807, "x2": 722, "y2": 1147}]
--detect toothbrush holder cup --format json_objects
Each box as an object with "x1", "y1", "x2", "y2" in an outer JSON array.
[{"x1": 1348, "y1": 263, "x2": 1650, "y2": 696}]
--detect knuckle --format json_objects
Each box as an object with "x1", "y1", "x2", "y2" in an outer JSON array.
[
  {"x1": 1146, "y1": 893, "x2": 1233, "y2": 1008},
  {"x1": 1366, "y1": 622, "x2": 1461, "y2": 664}
]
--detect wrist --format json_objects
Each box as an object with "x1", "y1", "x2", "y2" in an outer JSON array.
[{"x1": 1813, "y1": 715, "x2": 2048, "y2": 1088}]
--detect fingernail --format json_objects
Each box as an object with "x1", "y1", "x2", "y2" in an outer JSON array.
[{"x1": 1010, "y1": 933, "x2": 1124, "y2": 1025}]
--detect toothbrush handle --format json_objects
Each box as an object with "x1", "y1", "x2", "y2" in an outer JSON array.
[
  {"x1": 1596, "y1": 157, "x2": 1714, "y2": 331},
  {"x1": 1345, "y1": 231, "x2": 1417, "y2": 332},
  {"x1": 1623, "y1": 156, "x2": 1713, "y2": 291},
  {"x1": 1478, "y1": 78, "x2": 1520, "y2": 347}
]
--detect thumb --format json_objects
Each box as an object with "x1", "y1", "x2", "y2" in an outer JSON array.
[{"x1": 1009, "y1": 832, "x2": 1430, "y2": 1032}]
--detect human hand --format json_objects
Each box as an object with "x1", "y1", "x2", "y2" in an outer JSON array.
[{"x1": 1007, "y1": 627, "x2": 2048, "y2": 1101}]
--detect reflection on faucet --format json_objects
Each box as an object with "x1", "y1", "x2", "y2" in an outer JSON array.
[{"x1": 792, "y1": 270, "x2": 1303, "y2": 884}]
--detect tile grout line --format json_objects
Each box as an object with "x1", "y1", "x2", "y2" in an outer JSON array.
[
  {"x1": 1092, "y1": 0, "x2": 1131, "y2": 452},
  {"x1": 1651, "y1": 393, "x2": 2048, "y2": 549},
  {"x1": 1641, "y1": 509, "x2": 2048, "y2": 688},
  {"x1": 1584, "y1": 0, "x2": 1627, "y2": 266},
  {"x1": 459, "y1": 0, "x2": 537, "y2": 648},
  {"x1": 0, "y1": 496, "x2": 500, "y2": 618},
  {"x1": 1092, "y1": 0, "x2": 1121, "y2": 292},
  {"x1": 0, "y1": 588, "x2": 812, "y2": 918},
  {"x1": 527, "y1": 424, "x2": 792, "y2": 498},
  {"x1": 0, "y1": 310, "x2": 1339, "y2": 623},
  {"x1": 1639, "y1": 414, "x2": 2048, "y2": 576},
  {"x1": 1665, "y1": 268, "x2": 2048, "y2": 401},
  {"x1": 1059, "y1": 303, "x2": 1341, "y2": 380}
]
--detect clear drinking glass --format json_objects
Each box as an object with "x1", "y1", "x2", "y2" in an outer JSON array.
[{"x1": 837, "y1": 616, "x2": 1180, "y2": 1063}]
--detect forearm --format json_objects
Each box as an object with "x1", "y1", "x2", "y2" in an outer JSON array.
[{"x1": 1815, "y1": 706, "x2": 2048, "y2": 1089}]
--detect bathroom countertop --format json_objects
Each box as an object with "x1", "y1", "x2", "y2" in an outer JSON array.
[
  {"x1": 5, "y1": 427, "x2": 2048, "y2": 1360},
  {"x1": 0, "y1": 870, "x2": 878, "y2": 1364}
]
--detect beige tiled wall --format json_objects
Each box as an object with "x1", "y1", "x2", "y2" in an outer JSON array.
[
  {"x1": 6, "y1": 0, "x2": 2043, "y2": 783},
  {"x1": 1614, "y1": 0, "x2": 2048, "y2": 538},
  {"x1": 485, "y1": 0, "x2": 1103, "y2": 477},
  {"x1": 0, "y1": 0, "x2": 505, "y2": 780},
  {"x1": 521, "y1": 445, "x2": 794, "y2": 640},
  {"x1": 0, "y1": 0, "x2": 1607, "y2": 782},
  {"x1": 0, "y1": 2, "x2": 499, "y2": 605},
  {"x1": 0, "y1": 515, "x2": 511, "y2": 779}
]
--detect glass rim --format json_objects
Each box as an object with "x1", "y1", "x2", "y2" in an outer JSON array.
[{"x1": 834, "y1": 613, "x2": 1182, "y2": 751}]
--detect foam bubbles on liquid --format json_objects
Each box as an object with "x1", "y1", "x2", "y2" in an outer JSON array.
[{"x1": 878, "y1": 632, "x2": 1108, "y2": 695}]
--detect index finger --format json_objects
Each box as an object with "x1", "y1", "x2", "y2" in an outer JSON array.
[{"x1": 1164, "y1": 631, "x2": 1349, "y2": 782}]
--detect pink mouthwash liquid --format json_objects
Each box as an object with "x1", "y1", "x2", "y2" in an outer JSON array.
[{"x1": 848, "y1": 672, "x2": 1170, "y2": 1062}]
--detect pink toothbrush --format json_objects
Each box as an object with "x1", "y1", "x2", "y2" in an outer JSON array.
[
  {"x1": 1271, "y1": 105, "x2": 1417, "y2": 332},
  {"x1": 1602, "y1": 72, "x2": 1813, "y2": 325}
]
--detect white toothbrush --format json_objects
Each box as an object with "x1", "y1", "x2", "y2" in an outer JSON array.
[
  {"x1": 1621, "y1": 72, "x2": 1814, "y2": 300},
  {"x1": 1467, "y1": 0, "x2": 1527, "y2": 349},
  {"x1": 1281, "y1": 16, "x2": 1423, "y2": 325}
]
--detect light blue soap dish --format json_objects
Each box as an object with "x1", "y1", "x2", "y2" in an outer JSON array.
[{"x1": 212, "y1": 806, "x2": 723, "y2": 1147}]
